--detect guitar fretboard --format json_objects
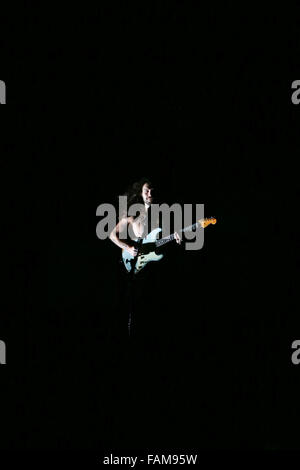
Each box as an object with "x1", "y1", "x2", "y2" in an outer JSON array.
[{"x1": 155, "y1": 222, "x2": 199, "y2": 248}]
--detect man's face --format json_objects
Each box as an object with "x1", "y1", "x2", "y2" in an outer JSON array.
[{"x1": 141, "y1": 183, "x2": 153, "y2": 206}]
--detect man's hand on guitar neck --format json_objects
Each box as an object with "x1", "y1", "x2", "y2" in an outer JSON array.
[{"x1": 174, "y1": 232, "x2": 182, "y2": 245}]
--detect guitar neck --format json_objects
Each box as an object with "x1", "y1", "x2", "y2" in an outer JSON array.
[{"x1": 155, "y1": 222, "x2": 199, "y2": 248}]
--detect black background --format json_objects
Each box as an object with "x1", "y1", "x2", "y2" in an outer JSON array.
[{"x1": 1, "y1": 1, "x2": 299, "y2": 458}]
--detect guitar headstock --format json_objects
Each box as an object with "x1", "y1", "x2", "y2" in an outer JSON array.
[{"x1": 198, "y1": 217, "x2": 217, "y2": 228}]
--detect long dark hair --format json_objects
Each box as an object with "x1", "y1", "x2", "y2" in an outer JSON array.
[{"x1": 119, "y1": 177, "x2": 153, "y2": 220}]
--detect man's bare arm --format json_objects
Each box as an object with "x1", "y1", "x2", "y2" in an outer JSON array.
[{"x1": 109, "y1": 217, "x2": 138, "y2": 257}]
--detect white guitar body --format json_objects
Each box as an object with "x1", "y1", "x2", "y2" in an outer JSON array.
[{"x1": 122, "y1": 228, "x2": 163, "y2": 274}]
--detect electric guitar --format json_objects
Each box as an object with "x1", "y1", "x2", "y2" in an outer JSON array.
[{"x1": 122, "y1": 217, "x2": 217, "y2": 274}]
